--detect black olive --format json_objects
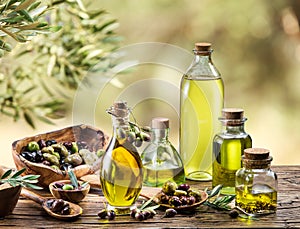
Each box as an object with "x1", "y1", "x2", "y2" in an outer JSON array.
[
  {"x1": 107, "y1": 210, "x2": 116, "y2": 220},
  {"x1": 50, "y1": 199, "x2": 65, "y2": 213},
  {"x1": 169, "y1": 196, "x2": 182, "y2": 207},
  {"x1": 130, "y1": 208, "x2": 139, "y2": 218},
  {"x1": 162, "y1": 208, "x2": 177, "y2": 218},
  {"x1": 180, "y1": 196, "x2": 188, "y2": 205},
  {"x1": 229, "y1": 209, "x2": 239, "y2": 218},
  {"x1": 63, "y1": 141, "x2": 72, "y2": 150},
  {"x1": 35, "y1": 150, "x2": 44, "y2": 162},
  {"x1": 97, "y1": 209, "x2": 108, "y2": 219},
  {"x1": 61, "y1": 205, "x2": 71, "y2": 215},
  {"x1": 21, "y1": 151, "x2": 33, "y2": 161},
  {"x1": 60, "y1": 163, "x2": 73, "y2": 171},
  {"x1": 142, "y1": 210, "x2": 152, "y2": 219},
  {"x1": 178, "y1": 183, "x2": 190, "y2": 192},
  {"x1": 46, "y1": 139, "x2": 57, "y2": 146},
  {"x1": 37, "y1": 139, "x2": 47, "y2": 149},
  {"x1": 187, "y1": 196, "x2": 196, "y2": 205},
  {"x1": 135, "y1": 212, "x2": 145, "y2": 221},
  {"x1": 30, "y1": 151, "x2": 37, "y2": 162}
]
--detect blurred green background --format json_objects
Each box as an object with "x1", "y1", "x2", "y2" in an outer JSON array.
[{"x1": 1, "y1": 0, "x2": 300, "y2": 167}]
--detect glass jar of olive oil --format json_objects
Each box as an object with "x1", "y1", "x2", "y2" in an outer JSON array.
[
  {"x1": 141, "y1": 117, "x2": 185, "y2": 187},
  {"x1": 212, "y1": 108, "x2": 252, "y2": 195},
  {"x1": 235, "y1": 148, "x2": 277, "y2": 216},
  {"x1": 100, "y1": 101, "x2": 143, "y2": 215}
]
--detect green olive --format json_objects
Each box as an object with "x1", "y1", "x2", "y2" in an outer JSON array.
[
  {"x1": 64, "y1": 153, "x2": 83, "y2": 166},
  {"x1": 127, "y1": 131, "x2": 136, "y2": 143},
  {"x1": 27, "y1": 141, "x2": 40, "y2": 152},
  {"x1": 41, "y1": 146, "x2": 54, "y2": 154},
  {"x1": 162, "y1": 180, "x2": 178, "y2": 195},
  {"x1": 71, "y1": 142, "x2": 78, "y2": 153},
  {"x1": 43, "y1": 153, "x2": 60, "y2": 166},
  {"x1": 62, "y1": 184, "x2": 74, "y2": 190},
  {"x1": 117, "y1": 128, "x2": 126, "y2": 140}
]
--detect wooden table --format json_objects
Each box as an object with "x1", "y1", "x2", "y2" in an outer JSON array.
[{"x1": 0, "y1": 165, "x2": 299, "y2": 228}]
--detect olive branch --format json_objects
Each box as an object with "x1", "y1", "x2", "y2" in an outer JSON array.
[{"x1": 0, "y1": 167, "x2": 42, "y2": 190}]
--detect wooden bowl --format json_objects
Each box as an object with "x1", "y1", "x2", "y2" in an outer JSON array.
[
  {"x1": 0, "y1": 184, "x2": 22, "y2": 218},
  {"x1": 153, "y1": 190, "x2": 208, "y2": 212},
  {"x1": 12, "y1": 124, "x2": 109, "y2": 187},
  {"x1": 49, "y1": 180, "x2": 90, "y2": 203}
]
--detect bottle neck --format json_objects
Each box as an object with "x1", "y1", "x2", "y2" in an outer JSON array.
[
  {"x1": 221, "y1": 123, "x2": 246, "y2": 134},
  {"x1": 112, "y1": 115, "x2": 130, "y2": 132},
  {"x1": 186, "y1": 49, "x2": 220, "y2": 78},
  {"x1": 151, "y1": 128, "x2": 169, "y2": 143}
]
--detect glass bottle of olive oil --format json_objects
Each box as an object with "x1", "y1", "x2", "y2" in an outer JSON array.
[
  {"x1": 180, "y1": 42, "x2": 224, "y2": 181},
  {"x1": 212, "y1": 108, "x2": 252, "y2": 194},
  {"x1": 141, "y1": 117, "x2": 185, "y2": 187},
  {"x1": 100, "y1": 101, "x2": 143, "y2": 215},
  {"x1": 235, "y1": 148, "x2": 278, "y2": 216}
]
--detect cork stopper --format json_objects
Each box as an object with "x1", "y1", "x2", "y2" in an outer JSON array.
[
  {"x1": 222, "y1": 108, "x2": 244, "y2": 119},
  {"x1": 151, "y1": 117, "x2": 169, "y2": 129},
  {"x1": 194, "y1": 42, "x2": 211, "y2": 51},
  {"x1": 244, "y1": 148, "x2": 270, "y2": 160},
  {"x1": 242, "y1": 148, "x2": 273, "y2": 169},
  {"x1": 219, "y1": 108, "x2": 246, "y2": 125}
]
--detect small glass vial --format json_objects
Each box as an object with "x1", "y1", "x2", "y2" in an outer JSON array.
[
  {"x1": 100, "y1": 101, "x2": 143, "y2": 215},
  {"x1": 141, "y1": 117, "x2": 185, "y2": 187},
  {"x1": 235, "y1": 148, "x2": 278, "y2": 216},
  {"x1": 212, "y1": 108, "x2": 252, "y2": 195}
]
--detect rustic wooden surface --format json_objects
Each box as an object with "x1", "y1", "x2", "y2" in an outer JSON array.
[{"x1": 0, "y1": 165, "x2": 299, "y2": 228}]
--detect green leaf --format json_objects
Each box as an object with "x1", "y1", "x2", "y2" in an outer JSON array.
[
  {"x1": 23, "y1": 183, "x2": 43, "y2": 190},
  {"x1": 1, "y1": 169, "x2": 13, "y2": 179},
  {"x1": 208, "y1": 184, "x2": 222, "y2": 198},
  {"x1": 11, "y1": 168, "x2": 26, "y2": 178},
  {"x1": 68, "y1": 170, "x2": 78, "y2": 189},
  {"x1": 23, "y1": 110, "x2": 35, "y2": 129},
  {"x1": 18, "y1": 9, "x2": 34, "y2": 22}
]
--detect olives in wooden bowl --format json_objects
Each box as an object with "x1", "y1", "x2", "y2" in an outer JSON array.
[
  {"x1": 49, "y1": 180, "x2": 90, "y2": 203},
  {"x1": 153, "y1": 181, "x2": 208, "y2": 212},
  {"x1": 12, "y1": 124, "x2": 109, "y2": 187}
]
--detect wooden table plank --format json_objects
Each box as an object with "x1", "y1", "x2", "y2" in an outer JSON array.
[{"x1": 0, "y1": 165, "x2": 300, "y2": 228}]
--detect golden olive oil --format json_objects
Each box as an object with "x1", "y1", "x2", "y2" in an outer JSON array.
[
  {"x1": 213, "y1": 136, "x2": 252, "y2": 194},
  {"x1": 143, "y1": 165, "x2": 185, "y2": 187},
  {"x1": 100, "y1": 138, "x2": 143, "y2": 210},
  {"x1": 180, "y1": 77, "x2": 224, "y2": 181},
  {"x1": 235, "y1": 184, "x2": 277, "y2": 215}
]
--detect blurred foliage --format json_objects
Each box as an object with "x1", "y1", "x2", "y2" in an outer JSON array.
[{"x1": 0, "y1": 0, "x2": 121, "y2": 128}]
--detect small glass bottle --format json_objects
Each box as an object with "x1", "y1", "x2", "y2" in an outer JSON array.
[
  {"x1": 212, "y1": 108, "x2": 252, "y2": 195},
  {"x1": 141, "y1": 117, "x2": 185, "y2": 187},
  {"x1": 180, "y1": 42, "x2": 224, "y2": 181},
  {"x1": 99, "y1": 101, "x2": 143, "y2": 215},
  {"x1": 235, "y1": 148, "x2": 278, "y2": 216}
]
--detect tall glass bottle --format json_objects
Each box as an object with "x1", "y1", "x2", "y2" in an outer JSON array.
[
  {"x1": 99, "y1": 101, "x2": 143, "y2": 215},
  {"x1": 212, "y1": 108, "x2": 252, "y2": 194},
  {"x1": 180, "y1": 42, "x2": 224, "y2": 181},
  {"x1": 235, "y1": 148, "x2": 277, "y2": 216},
  {"x1": 141, "y1": 117, "x2": 185, "y2": 187}
]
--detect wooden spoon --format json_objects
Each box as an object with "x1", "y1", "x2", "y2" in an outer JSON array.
[{"x1": 20, "y1": 189, "x2": 83, "y2": 220}]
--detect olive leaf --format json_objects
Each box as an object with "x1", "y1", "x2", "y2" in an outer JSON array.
[
  {"x1": 204, "y1": 185, "x2": 235, "y2": 211},
  {"x1": 0, "y1": 168, "x2": 42, "y2": 190}
]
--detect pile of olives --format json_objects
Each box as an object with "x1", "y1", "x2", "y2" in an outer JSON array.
[
  {"x1": 20, "y1": 139, "x2": 100, "y2": 171},
  {"x1": 46, "y1": 199, "x2": 71, "y2": 215},
  {"x1": 116, "y1": 123, "x2": 151, "y2": 148},
  {"x1": 156, "y1": 181, "x2": 203, "y2": 207},
  {"x1": 97, "y1": 209, "x2": 116, "y2": 220}
]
